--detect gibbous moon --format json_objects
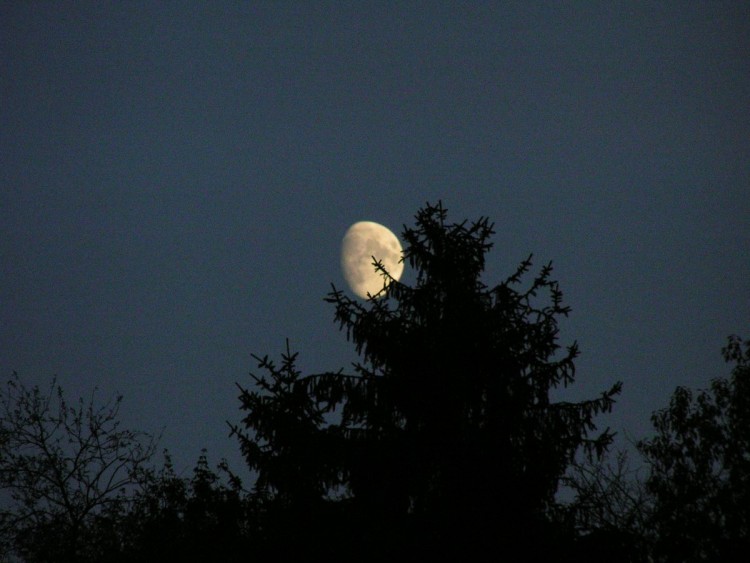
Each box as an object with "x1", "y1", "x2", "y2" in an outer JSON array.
[{"x1": 341, "y1": 221, "x2": 404, "y2": 299}]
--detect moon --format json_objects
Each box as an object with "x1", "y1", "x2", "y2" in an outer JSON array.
[{"x1": 341, "y1": 221, "x2": 404, "y2": 299}]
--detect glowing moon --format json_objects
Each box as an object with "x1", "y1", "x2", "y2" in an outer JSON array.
[{"x1": 341, "y1": 221, "x2": 404, "y2": 299}]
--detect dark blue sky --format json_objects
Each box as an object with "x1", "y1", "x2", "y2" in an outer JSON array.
[{"x1": 2, "y1": 2, "x2": 748, "y2": 477}]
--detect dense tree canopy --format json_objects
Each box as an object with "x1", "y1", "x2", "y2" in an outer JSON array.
[{"x1": 9, "y1": 203, "x2": 744, "y2": 560}]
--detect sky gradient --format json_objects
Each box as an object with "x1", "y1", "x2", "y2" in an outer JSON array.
[{"x1": 2, "y1": 2, "x2": 748, "y2": 478}]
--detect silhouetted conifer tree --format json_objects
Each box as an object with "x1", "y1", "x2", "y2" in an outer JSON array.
[{"x1": 231, "y1": 202, "x2": 622, "y2": 559}]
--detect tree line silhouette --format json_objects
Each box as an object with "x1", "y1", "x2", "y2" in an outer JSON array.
[{"x1": 2, "y1": 203, "x2": 747, "y2": 561}]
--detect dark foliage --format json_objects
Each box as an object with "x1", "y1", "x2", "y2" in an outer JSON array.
[
  {"x1": 114, "y1": 450, "x2": 255, "y2": 562},
  {"x1": 0, "y1": 374, "x2": 253, "y2": 562},
  {"x1": 637, "y1": 335, "x2": 750, "y2": 561},
  {"x1": 231, "y1": 202, "x2": 622, "y2": 558},
  {"x1": 3, "y1": 203, "x2": 638, "y2": 560},
  {"x1": 565, "y1": 335, "x2": 750, "y2": 562}
]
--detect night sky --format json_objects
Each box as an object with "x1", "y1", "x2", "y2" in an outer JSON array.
[{"x1": 2, "y1": 2, "x2": 748, "y2": 480}]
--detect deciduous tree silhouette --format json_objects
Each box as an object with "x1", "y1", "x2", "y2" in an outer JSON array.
[
  {"x1": 232, "y1": 202, "x2": 622, "y2": 558},
  {"x1": 0, "y1": 371, "x2": 256, "y2": 562},
  {"x1": 565, "y1": 334, "x2": 750, "y2": 562},
  {"x1": 116, "y1": 450, "x2": 254, "y2": 562},
  {"x1": 563, "y1": 449, "x2": 652, "y2": 561},
  {"x1": 0, "y1": 373, "x2": 157, "y2": 562},
  {"x1": 637, "y1": 334, "x2": 750, "y2": 561}
]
